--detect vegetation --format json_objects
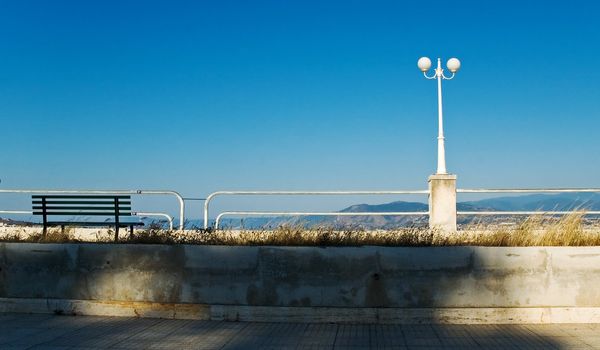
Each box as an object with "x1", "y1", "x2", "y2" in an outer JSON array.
[{"x1": 1, "y1": 213, "x2": 599, "y2": 246}]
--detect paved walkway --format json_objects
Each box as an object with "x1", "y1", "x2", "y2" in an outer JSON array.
[{"x1": 1, "y1": 313, "x2": 599, "y2": 349}]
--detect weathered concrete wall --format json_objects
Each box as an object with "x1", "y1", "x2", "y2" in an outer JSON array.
[{"x1": 1, "y1": 243, "x2": 600, "y2": 309}]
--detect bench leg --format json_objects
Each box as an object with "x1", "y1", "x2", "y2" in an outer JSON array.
[
  {"x1": 129, "y1": 225, "x2": 134, "y2": 239},
  {"x1": 42, "y1": 212, "x2": 47, "y2": 238},
  {"x1": 114, "y1": 225, "x2": 119, "y2": 242}
]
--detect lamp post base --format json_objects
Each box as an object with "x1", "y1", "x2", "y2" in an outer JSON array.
[{"x1": 428, "y1": 174, "x2": 457, "y2": 233}]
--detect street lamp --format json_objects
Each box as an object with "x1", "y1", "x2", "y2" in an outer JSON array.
[{"x1": 418, "y1": 57, "x2": 461, "y2": 174}]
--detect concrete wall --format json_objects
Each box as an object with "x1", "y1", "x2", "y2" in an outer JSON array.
[
  {"x1": 428, "y1": 174, "x2": 457, "y2": 232},
  {"x1": 2, "y1": 243, "x2": 600, "y2": 309}
]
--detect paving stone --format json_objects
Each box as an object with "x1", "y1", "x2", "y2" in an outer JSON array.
[
  {"x1": 111, "y1": 319, "x2": 192, "y2": 349},
  {"x1": 0, "y1": 327, "x2": 41, "y2": 345},
  {"x1": 438, "y1": 336, "x2": 479, "y2": 347},
  {"x1": 334, "y1": 324, "x2": 371, "y2": 348},
  {"x1": 296, "y1": 323, "x2": 338, "y2": 348},
  {"x1": 524, "y1": 324, "x2": 574, "y2": 338},
  {"x1": 3, "y1": 313, "x2": 600, "y2": 349},
  {"x1": 0, "y1": 314, "x2": 55, "y2": 330},
  {"x1": 371, "y1": 324, "x2": 406, "y2": 348},
  {"x1": 403, "y1": 337, "x2": 442, "y2": 347}
]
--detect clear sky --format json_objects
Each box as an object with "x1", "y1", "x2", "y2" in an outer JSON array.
[{"x1": 1, "y1": 1, "x2": 599, "y2": 218}]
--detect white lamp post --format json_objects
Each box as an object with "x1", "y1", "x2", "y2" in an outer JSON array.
[
  {"x1": 418, "y1": 57, "x2": 461, "y2": 174},
  {"x1": 419, "y1": 56, "x2": 461, "y2": 233}
]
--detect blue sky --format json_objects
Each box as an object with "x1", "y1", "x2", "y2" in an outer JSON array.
[{"x1": 1, "y1": 1, "x2": 599, "y2": 218}]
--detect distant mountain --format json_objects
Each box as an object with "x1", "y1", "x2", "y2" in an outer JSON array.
[
  {"x1": 340, "y1": 201, "x2": 428, "y2": 213},
  {"x1": 463, "y1": 193, "x2": 600, "y2": 211}
]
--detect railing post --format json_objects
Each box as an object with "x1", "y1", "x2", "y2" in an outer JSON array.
[
  {"x1": 204, "y1": 192, "x2": 217, "y2": 230},
  {"x1": 428, "y1": 174, "x2": 457, "y2": 233}
]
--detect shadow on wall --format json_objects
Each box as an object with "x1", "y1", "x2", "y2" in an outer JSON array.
[{"x1": 224, "y1": 245, "x2": 597, "y2": 314}]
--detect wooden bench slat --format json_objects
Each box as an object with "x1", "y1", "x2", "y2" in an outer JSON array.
[
  {"x1": 33, "y1": 200, "x2": 131, "y2": 205},
  {"x1": 33, "y1": 212, "x2": 132, "y2": 216},
  {"x1": 33, "y1": 206, "x2": 131, "y2": 211},
  {"x1": 46, "y1": 221, "x2": 144, "y2": 227},
  {"x1": 32, "y1": 195, "x2": 131, "y2": 199}
]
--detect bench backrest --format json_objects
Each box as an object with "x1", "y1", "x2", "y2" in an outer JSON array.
[{"x1": 32, "y1": 195, "x2": 132, "y2": 218}]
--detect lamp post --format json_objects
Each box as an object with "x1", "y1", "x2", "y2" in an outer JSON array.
[
  {"x1": 418, "y1": 57, "x2": 461, "y2": 174},
  {"x1": 418, "y1": 56, "x2": 461, "y2": 233}
]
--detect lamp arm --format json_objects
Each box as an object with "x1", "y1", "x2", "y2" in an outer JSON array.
[
  {"x1": 423, "y1": 71, "x2": 437, "y2": 80},
  {"x1": 442, "y1": 72, "x2": 456, "y2": 80}
]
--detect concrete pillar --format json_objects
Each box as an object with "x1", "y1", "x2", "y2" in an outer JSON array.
[{"x1": 428, "y1": 174, "x2": 457, "y2": 232}]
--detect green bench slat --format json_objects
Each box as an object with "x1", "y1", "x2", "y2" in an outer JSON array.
[
  {"x1": 33, "y1": 200, "x2": 131, "y2": 205},
  {"x1": 33, "y1": 206, "x2": 131, "y2": 211},
  {"x1": 32, "y1": 195, "x2": 131, "y2": 199},
  {"x1": 33, "y1": 212, "x2": 132, "y2": 216},
  {"x1": 46, "y1": 221, "x2": 143, "y2": 227}
]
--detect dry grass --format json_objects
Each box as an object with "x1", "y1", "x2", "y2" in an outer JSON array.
[
  {"x1": 1, "y1": 227, "x2": 80, "y2": 243},
  {"x1": 185, "y1": 212, "x2": 600, "y2": 247},
  {"x1": 1, "y1": 213, "x2": 599, "y2": 246},
  {"x1": 454, "y1": 212, "x2": 600, "y2": 246}
]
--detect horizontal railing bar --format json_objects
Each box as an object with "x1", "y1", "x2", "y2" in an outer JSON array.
[
  {"x1": 219, "y1": 211, "x2": 429, "y2": 216},
  {"x1": 218, "y1": 211, "x2": 429, "y2": 215},
  {"x1": 457, "y1": 188, "x2": 600, "y2": 193},
  {"x1": 133, "y1": 212, "x2": 174, "y2": 231},
  {"x1": 215, "y1": 211, "x2": 429, "y2": 229},
  {"x1": 0, "y1": 210, "x2": 33, "y2": 215},
  {"x1": 209, "y1": 190, "x2": 429, "y2": 195},
  {"x1": 458, "y1": 211, "x2": 600, "y2": 215}
]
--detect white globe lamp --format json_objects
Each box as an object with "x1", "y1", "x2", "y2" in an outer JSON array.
[
  {"x1": 417, "y1": 57, "x2": 432, "y2": 72},
  {"x1": 446, "y1": 58, "x2": 461, "y2": 73}
]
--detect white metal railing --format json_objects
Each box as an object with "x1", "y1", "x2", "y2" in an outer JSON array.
[
  {"x1": 4, "y1": 187, "x2": 599, "y2": 231},
  {"x1": 458, "y1": 211, "x2": 600, "y2": 216},
  {"x1": 0, "y1": 210, "x2": 32, "y2": 215},
  {"x1": 0, "y1": 189, "x2": 185, "y2": 230},
  {"x1": 204, "y1": 190, "x2": 429, "y2": 229},
  {"x1": 132, "y1": 212, "x2": 174, "y2": 231},
  {"x1": 457, "y1": 188, "x2": 600, "y2": 194},
  {"x1": 215, "y1": 211, "x2": 428, "y2": 229},
  {"x1": 208, "y1": 188, "x2": 600, "y2": 229}
]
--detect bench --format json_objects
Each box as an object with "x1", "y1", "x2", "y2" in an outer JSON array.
[{"x1": 32, "y1": 195, "x2": 144, "y2": 241}]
